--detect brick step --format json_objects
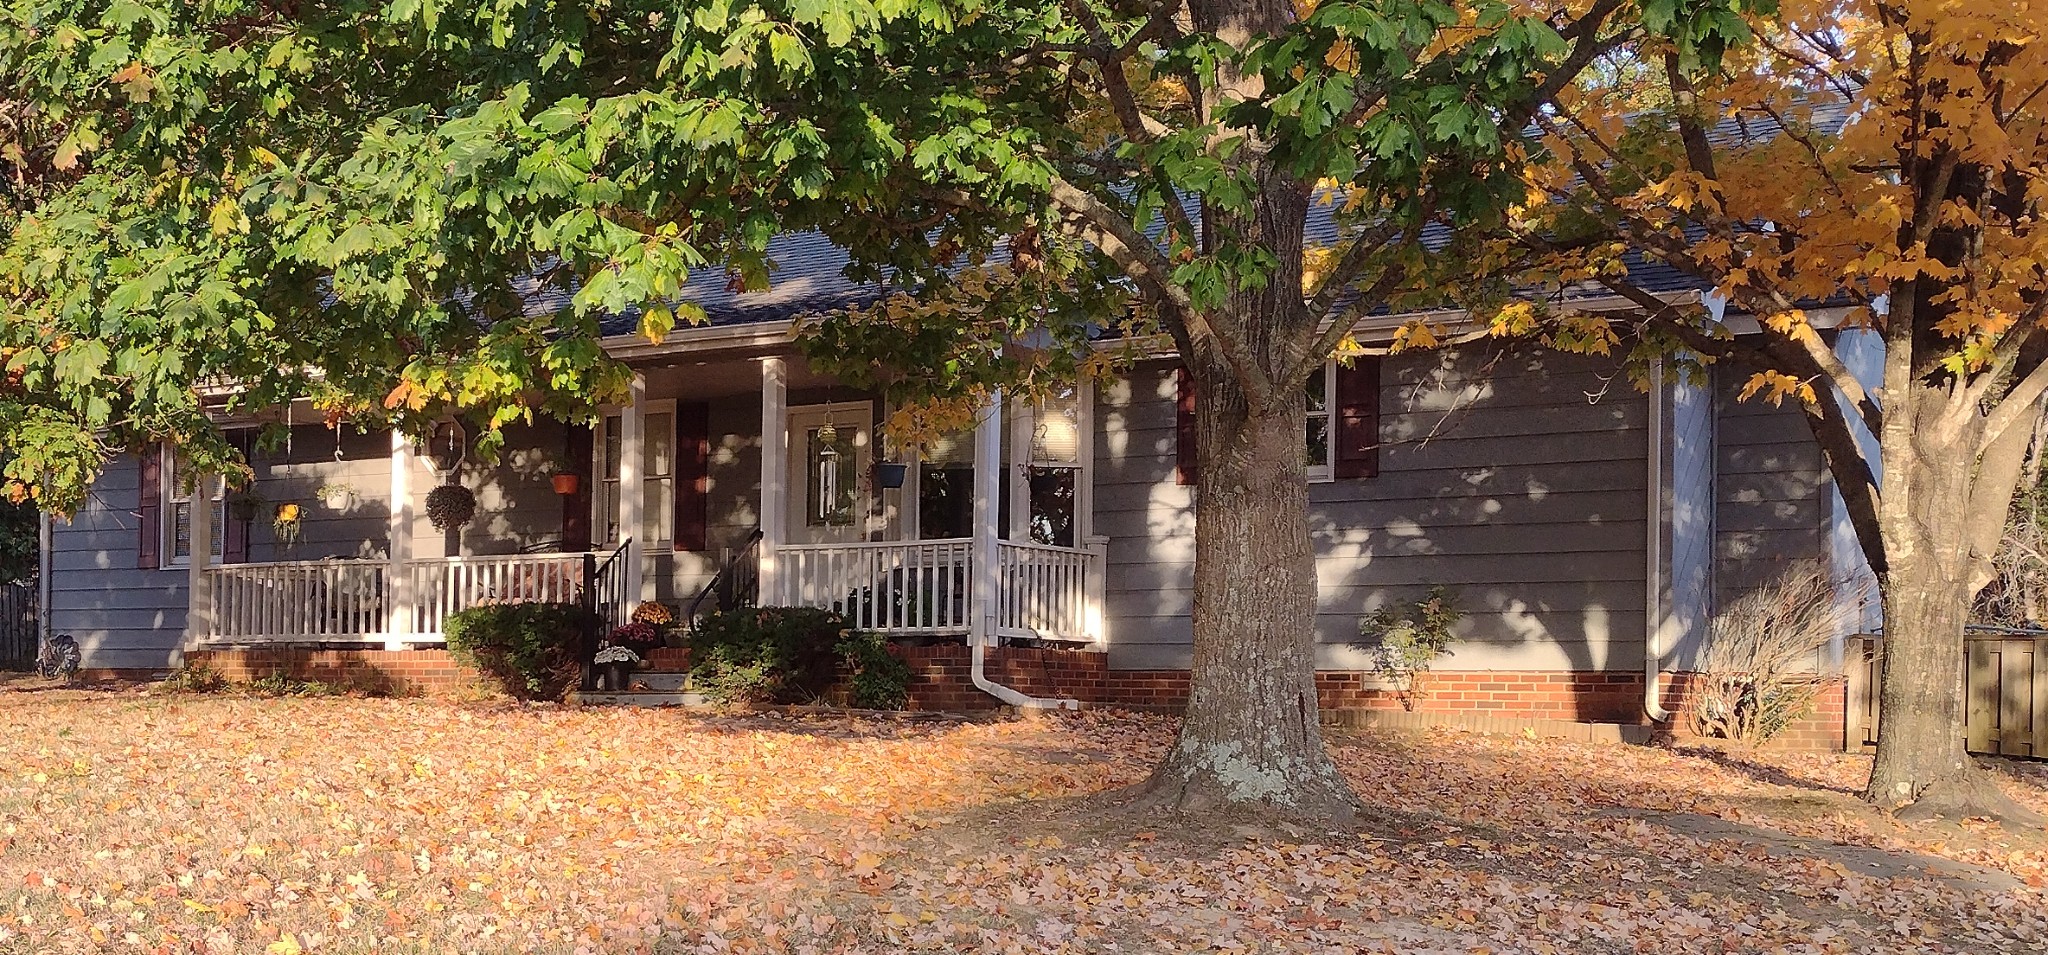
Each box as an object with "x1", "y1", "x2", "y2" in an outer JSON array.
[{"x1": 569, "y1": 690, "x2": 707, "y2": 708}]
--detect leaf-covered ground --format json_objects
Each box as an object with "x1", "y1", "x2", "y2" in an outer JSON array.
[{"x1": 1, "y1": 685, "x2": 2043, "y2": 954}]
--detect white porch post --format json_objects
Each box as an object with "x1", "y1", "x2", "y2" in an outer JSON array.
[
  {"x1": 758, "y1": 357, "x2": 787, "y2": 605},
  {"x1": 620, "y1": 372, "x2": 646, "y2": 605},
  {"x1": 386, "y1": 430, "x2": 414, "y2": 650},
  {"x1": 1007, "y1": 398, "x2": 1034, "y2": 541},
  {"x1": 971, "y1": 391, "x2": 1004, "y2": 648},
  {"x1": 181, "y1": 469, "x2": 214, "y2": 660}
]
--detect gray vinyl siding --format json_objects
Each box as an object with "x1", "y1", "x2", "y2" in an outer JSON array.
[
  {"x1": 1097, "y1": 345, "x2": 1652, "y2": 672},
  {"x1": 242, "y1": 424, "x2": 394, "y2": 562},
  {"x1": 1713, "y1": 364, "x2": 1831, "y2": 608},
  {"x1": 47, "y1": 455, "x2": 187, "y2": 671}
]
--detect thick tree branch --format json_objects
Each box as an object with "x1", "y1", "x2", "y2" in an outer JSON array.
[{"x1": 1045, "y1": 175, "x2": 1276, "y2": 407}]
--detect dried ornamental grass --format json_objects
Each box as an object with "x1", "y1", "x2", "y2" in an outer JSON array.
[{"x1": 1687, "y1": 563, "x2": 1851, "y2": 745}]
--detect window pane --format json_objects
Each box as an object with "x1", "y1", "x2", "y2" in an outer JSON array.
[
  {"x1": 1306, "y1": 365, "x2": 1327, "y2": 412},
  {"x1": 918, "y1": 465, "x2": 974, "y2": 539},
  {"x1": 602, "y1": 419, "x2": 623, "y2": 480},
  {"x1": 600, "y1": 482, "x2": 620, "y2": 544},
  {"x1": 644, "y1": 412, "x2": 674, "y2": 477},
  {"x1": 805, "y1": 427, "x2": 856, "y2": 527},
  {"x1": 173, "y1": 502, "x2": 193, "y2": 559},
  {"x1": 1027, "y1": 467, "x2": 1077, "y2": 547},
  {"x1": 1305, "y1": 417, "x2": 1330, "y2": 469},
  {"x1": 645, "y1": 477, "x2": 672, "y2": 543},
  {"x1": 1030, "y1": 388, "x2": 1082, "y2": 464}
]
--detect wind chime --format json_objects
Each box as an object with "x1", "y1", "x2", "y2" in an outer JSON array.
[{"x1": 815, "y1": 413, "x2": 842, "y2": 519}]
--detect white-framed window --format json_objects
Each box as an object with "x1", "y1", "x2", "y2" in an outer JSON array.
[
  {"x1": 593, "y1": 402, "x2": 676, "y2": 548},
  {"x1": 162, "y1": 444, "x2": 225, "y2": 566},
  {"x1": 1026, "y1": 385, "x2": 1085, "y2": 546},
  {"x1": 1305, "y1": 360, "x2": 1333, "y2": 483}
]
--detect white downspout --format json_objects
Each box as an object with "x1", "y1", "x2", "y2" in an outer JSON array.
[
  {"x1": 1644, "y1": 355, "x2": 1672, "y2": 722},
  {"x1": 968, "y1": 387, "x2": 1077, "y2": 711}
]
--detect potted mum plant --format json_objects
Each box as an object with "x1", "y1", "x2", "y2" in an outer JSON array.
[
  {"x1": 629, "y1": 601, "x2": 678, "y2": 646},
  {"x1": 592, "y1": 643, "x2": 641, "y2": 691},
  {"x1": 610, "y1": 621, "x2": 664, "y2": 655}
]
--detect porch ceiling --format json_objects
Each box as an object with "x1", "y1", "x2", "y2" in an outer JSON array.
[{"x1": 636, "y1": 353, "x2": 851, "y2": 402}]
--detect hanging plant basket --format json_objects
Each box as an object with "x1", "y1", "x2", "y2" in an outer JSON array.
[
  {"x1": 272, "y1": 503, "x2": 303, "y2": 544},
  {"x1": 425, "y1": 484, "x2": 477, "y2": 531},
  {"x1": 551, "y1": 473, "x2": 581, "y2": 496},
  {"x1": 315, "y1": 481, "x2": 356, "y2": 510}
]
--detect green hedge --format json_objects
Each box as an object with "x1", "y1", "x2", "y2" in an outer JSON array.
[
  {"x1": 444, "y1": 602, "x2": 597, "y2": 700},
  {"x1": 687, "y1": 608, "x2": 914, "y2": 708},
  {"x1": 688, "y1": 607, "x2": 847, "y2": 703}
]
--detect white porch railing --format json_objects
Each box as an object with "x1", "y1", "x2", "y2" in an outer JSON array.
[
  {"x1": 778, "y1": 538, "x2": 1101, "y2": 640},
  {"x1": 409, "y1": 554, "x2": 588, "y2": 639},
  {"x1": 206, "y1": 560, "x2": 391, "y2": 642},
  {"x1": 203, "y1": 553, "x2": 600, "y2": 644},
  {"x1": 780, "y1": 539, "x2": 976, "y2": 634},
  {"x1": 204, "y1": 539, "x2": 1102, "y2": 645},
  {"x1": 996, "y1": 541, "x2": 1093, "y2": 640}
]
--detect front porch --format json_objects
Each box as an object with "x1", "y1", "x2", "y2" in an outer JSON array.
[{"x1": 186, "y1": 352, "x2": 1104, "y2": 651}]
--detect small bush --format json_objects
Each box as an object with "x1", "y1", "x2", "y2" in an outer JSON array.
[
  {"x1": 687, "y1": 607, "x2": 849, "y2": 704},
  {"x1": 1687, "y1": 564, "x2": 1845, "y2": 745},
  {"x1": 162, "y1": 665, "x2": 227, "y2": 694},
  {"x1": 1358, "y1": 587, "x2": 1462, "y2": 709},
  {"x1": 838, "y1": 631, "x2": 912, "y2": 710},
  {"x1": 445, "y1": 602, "x2": 597, "y2": 701}
]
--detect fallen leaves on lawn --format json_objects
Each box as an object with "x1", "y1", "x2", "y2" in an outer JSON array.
[{"x1": 0, "y1": 689, "x2": 2040, "y2": 953}]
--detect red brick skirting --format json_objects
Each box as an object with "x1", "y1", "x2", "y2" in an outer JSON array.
[
  {"x1": 185, "y1": 649, "x2": 486, "y2": 696},
  {"x1": 180, "y1": 645, "x2": 1850, "y2": 751}
]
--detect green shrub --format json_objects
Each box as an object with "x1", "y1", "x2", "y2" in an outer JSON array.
[
  {"x1": 687, "y1": 607, "x2": 849, "y2": 704},
  {"x1": 444, "y1": 602, "x2": 597, "y2": 700},
  {"x1": 838, "y1": 630, "x2": 912, "y2": 710},
  {"x1": 1358, "y1": 587, "x2": 1462, "y2": 709}
]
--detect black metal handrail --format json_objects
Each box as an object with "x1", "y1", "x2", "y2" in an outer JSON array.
[
  {"x1": 686, "y1": 528, "x2": 763, "y2": 630},
  {"x1": 578, "y1": 538, "x2": 632, "y2": 691}
]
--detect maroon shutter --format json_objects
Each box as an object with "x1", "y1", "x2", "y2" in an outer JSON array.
[
  {"x1": 222, "y1": 431, "x2": 251, "y2": 564},
  {"x1": 1175, "y1": 366, "x2": 1197, "y2": 486},
  {"x1": 136, "y1": 446, "x2": 162, "y2": 569},
  {"x1": 674, "y1": 402, "x2": 710, "y2": 552},
  {"x1": 1333, "y1": 358, "x2": 1381, "y2": 479},
  {"x1": 561, "y1": 423, "x2": 594, "y2": 552}
]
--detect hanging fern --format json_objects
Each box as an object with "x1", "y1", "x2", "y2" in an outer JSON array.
[{"x1": 425, "y1": 484, "x2": 477, "y2": 531}]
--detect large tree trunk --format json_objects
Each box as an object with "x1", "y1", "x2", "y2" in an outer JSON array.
[
  {"x1": 1863, "y1": 385, "x2": 2040, "y2": 824},
  {"x1": 1142, "y1": 361, "x2": 1358, "y2": 816}
]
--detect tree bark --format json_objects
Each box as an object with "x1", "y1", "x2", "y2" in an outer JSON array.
[
  {"x1": 1141, "y1": 356, "x2": 1358, "y2": 817},
  {"x1": 1863, "y1": 384, "x2": 2042, "y2": 825}
]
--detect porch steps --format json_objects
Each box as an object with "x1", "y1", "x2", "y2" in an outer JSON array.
[
  {"x1": 570, "y1": 669, "x2": 702, "y2": 707},
  {"x1": 571, "y1": 689, "x2": 707, "y2": 707}
]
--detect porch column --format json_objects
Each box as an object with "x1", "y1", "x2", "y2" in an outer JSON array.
[
  {"x1": 181, "y1": 470, "x2": 214, "y2": 661},
  {"x1": 386, "y1": 430, "x2": 414, "y2": 650},
  {"x1": 619, "y1": 372, "x2": 646, "y2": 605},
  {"x1": 758, "y1": 357, "x2": 787, "y2": 605},
  {"x1": 1007, "y1": 398, "x2": 1034, "y2": 541},
  {"x1": 971, "y1": 390, "x2": 1004, "y2": 648}
]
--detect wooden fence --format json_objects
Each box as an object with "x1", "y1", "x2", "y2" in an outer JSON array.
[
  {"x1": 1846, "y1": 634, "x2": 2047, "y2": 758},
  {"x1": 0, "y1": 579, "x2": 36, "y2": 671}
]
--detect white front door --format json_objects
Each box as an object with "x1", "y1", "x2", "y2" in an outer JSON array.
[{"x1": 786, "y1": 402, "x2": 874, "y2": 545}]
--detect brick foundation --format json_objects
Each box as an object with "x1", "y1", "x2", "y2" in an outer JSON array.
[
  {"x1": 185, "y1": 649, "x2": 486, "y2": 696},
  {"x1": 179, "y1": 645, "x2": 1851, "y2": 751}
]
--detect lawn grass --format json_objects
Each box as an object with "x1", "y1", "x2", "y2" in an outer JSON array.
[{"x1": 1, "y1": 682, "x2": 2042, "y2": 953}]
